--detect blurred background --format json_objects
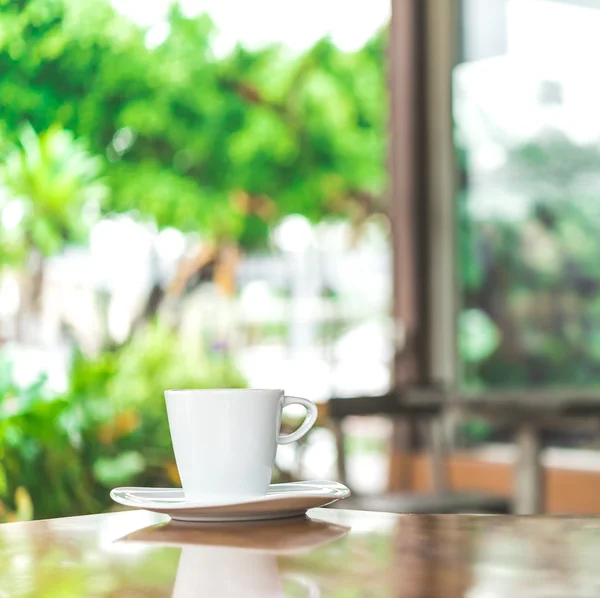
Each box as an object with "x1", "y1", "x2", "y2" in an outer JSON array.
[{"x1": 2, "y1": 0, "x2": 600, "y2": 521}]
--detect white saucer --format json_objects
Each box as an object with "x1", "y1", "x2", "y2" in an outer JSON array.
[{"x1": 110, "y1": 480, "x2": 351, "y2": 522}]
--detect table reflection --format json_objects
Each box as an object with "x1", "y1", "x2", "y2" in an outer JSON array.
[
  {"x1": 392, "y1": 515, "x2": 471, "y2": 598},
  {"x1": 392, "y1": 515, "x2": 600, "y2": 598},
  {"x1": 3, "y1": 509, "x2": 600, "y2": 597}
]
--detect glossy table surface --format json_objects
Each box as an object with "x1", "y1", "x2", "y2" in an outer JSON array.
[{"x1": 3, "y1": 508, "x2": 600, "y2": 597}]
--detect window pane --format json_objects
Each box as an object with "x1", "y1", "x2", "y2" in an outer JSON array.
[{"x1": 455, "y1": 0, "x2": 600, "y2": 388}]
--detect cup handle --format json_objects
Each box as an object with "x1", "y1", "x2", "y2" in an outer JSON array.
[{"x1": 278, "y1": 396, "x2": 318, "y2": 445}]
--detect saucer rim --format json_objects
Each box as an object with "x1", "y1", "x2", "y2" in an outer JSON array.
[{"x1": 110, "y1": 480, "x2": 350, "y2": 511}]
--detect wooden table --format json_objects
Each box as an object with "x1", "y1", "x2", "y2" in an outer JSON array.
[{"x1": 3, "y1": 508, "x2": 600, "y2": 596}]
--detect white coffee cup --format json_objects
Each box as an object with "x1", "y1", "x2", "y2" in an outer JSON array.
[{"x1": 164, "y1": 388, "x2": 318, "y2": 503}]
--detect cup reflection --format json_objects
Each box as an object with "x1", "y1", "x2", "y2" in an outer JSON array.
[
  {"x1": 173, "y1": 544, "x2": 284, "y2": 598},
  {"x1": 118, "y1": 515, "x2": 348, "y2": 598}
]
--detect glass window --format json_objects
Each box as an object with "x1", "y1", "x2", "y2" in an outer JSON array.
[{"x1": 455, "y1": 0, "x2": 600, "y2": 389}]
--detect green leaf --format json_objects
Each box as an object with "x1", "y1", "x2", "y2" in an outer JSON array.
[
  {"x1": 15, "y1": 486, "x2": 33, "y2": 521},
  {"x1": 93, "y1": 451, "x2": 146, "y2": 487},
  {"x1": 0, "y1": 463, "x2": 7, "y2": 496},
  {"x1": 459, "y1": 308, "x2": 501, "y2": 363}
]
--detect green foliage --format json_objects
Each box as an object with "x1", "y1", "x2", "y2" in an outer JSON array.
[
  {"x1": 0, "y1": 0, "x2": 387, "y2": 248},
  {"x1": 0, "y1": 124, "x2": 106, "y2": 263},
  {"x1": 0, "y1": 356, "x2": 98, "y2": 521},
  {"x1": 459, "y1": 309, "x2": 501, "y2": 364},
  {"x1": 459, "y1": 130, "x2": 600, "y2": 389},
  {"x1": 93, "y1": 451, "x2": 145, "y2": 487}
]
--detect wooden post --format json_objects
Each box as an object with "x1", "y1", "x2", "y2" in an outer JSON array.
[
  {"x1": 425, "y1": 0, "x2": 460, "y2": 388},
  {"x1": 515, "y1": 423, "x2": 544, "y2": 514},
  {"x1": 387, "y1": 0, "x2": 427, "y2": 492},
  {"x1": 427, "y1": 417, "x2": 449, "y2": 494},
  {"x1": 388, "y1": 0, "x2": 427, "y2": 386},
  {"x1": 387, "y1": 0, "x2": 458, "y2": 492},
  {"x1": 331, "y1": 420, "x2": 347, "y2": 485},
  {"x1": 388, "y1": 418, "x2": 418, "y2": 491}
]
